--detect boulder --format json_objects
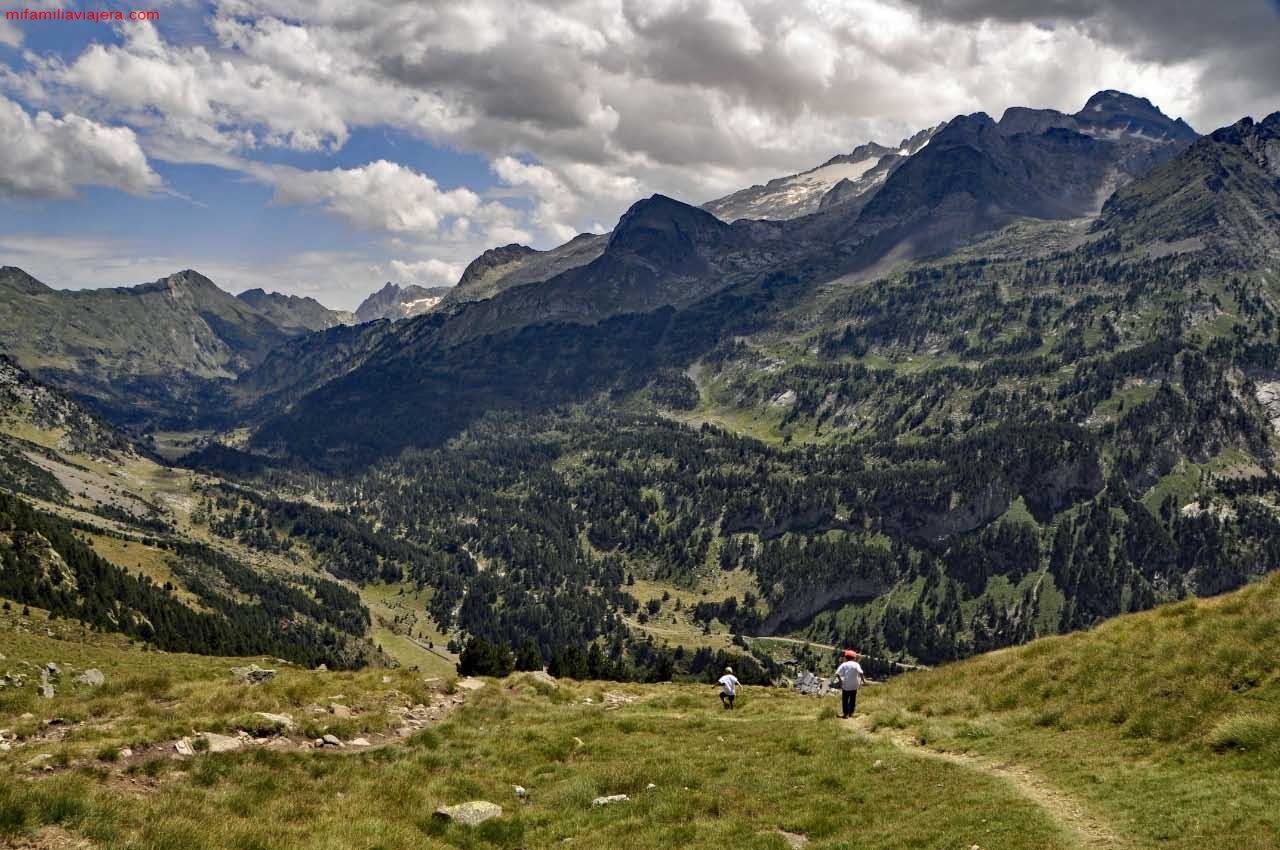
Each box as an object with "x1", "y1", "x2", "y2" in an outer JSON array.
[
  {"x1": 252, "y1": 711, "x2": 295, "y2": 731},
  {"x1": 75, "y1": 669, "x2": 105, "y2": 687},
  {"x1": 591, "y1": 794, "x2": 629, "y2": 807},
  {"x1": 201, "y1": 733, "x2": 242, "y2": 753},
  {"x1": 174, "y1": 738, "x2": 195, "y2": 757},
  {"x1": 350, "y1": 738, "x2": 371, "y2": 747},
  {"x1": 231, "y1": 664, "x2": 277, "y2": 685},
  {"x1": 328, "y1": 702, "x2": 353, "y2": 719},
  {"x1": 321, "y1": 734, "x2": 343, "y2": 747},
  {"x1": 513, "y1": 785, "x2": 528, "y2": 798},
  {"x1": 457, "y1": 677, "x2": 487, "y2": 691},
  {"x1": 433, "y1": 801, "x2": 503, "y2": 826}
]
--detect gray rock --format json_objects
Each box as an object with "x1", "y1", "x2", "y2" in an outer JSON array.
[
  {"x1": 328, "y1": 702, "x2": 353, "y2": 719},
  {"x1": 26, "y1": 753, "x2": 52, "y2": 769},
  {"x1": 457, "y1": 677, "x2": 486, "y2": 691},
  {"x1": 174, "y1": 738, "x2": 195, "y2": 757},
  {"x1": 75, "y1": 669, "x2": 105, "y2": 687},
  {"x1": 45, "y1": 662, "x2": 60, "y2": 677},
  {"x1": 322, "y1": 734, "x2": 343, "y2": 747},
  {"x1": 252, "y1": 711, "x2": 294, "y2": 731},
  {"x1": 0, "y1": 742, "x2": 11, "y2": 753},
  {"x1": 513, "y1": 785, "x2": 528, "y2": 798},
  {"x1": 350, "y1": 737, "x2": 371, "y2": 747},
  {"x1": 777, "y1": 830, "x2": 810, "y2": 849},
  {"x1": 202, "y1": 733, "x2": 242, "y2": 753},
  {"x1": 231, "y1": 664, "x2": 277, "y2": 685},
  {"x1": 433, "y1": 801, "x2": 503, "y2": 826},
  {"x1": 119, "y1": 747, "x2": 133, "y2": 759},
  {"x1": 591, "y1": 794, "x2": 629, "y2": 807}
]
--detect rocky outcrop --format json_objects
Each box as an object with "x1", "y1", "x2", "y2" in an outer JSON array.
[{"x1": 433, "y1": 802, "x2": 503, "y2": 826}]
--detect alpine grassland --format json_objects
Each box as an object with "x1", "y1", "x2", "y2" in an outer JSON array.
[{"x1": 4, "y1": 571, "x2": 1279, "y2": 849}]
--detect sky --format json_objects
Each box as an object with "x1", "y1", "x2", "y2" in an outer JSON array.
[{"x1": 1, "y1": 0, "x2": 1278, "y2": 310}]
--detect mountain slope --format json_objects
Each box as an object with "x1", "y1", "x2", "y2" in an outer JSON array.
[
  {"x1": 0, "y1": 268, "x2": 307, "y2": 426},
  {"x1": 703, "y1": 125, "x2": 941, "y2": 222},
  {"x1": 236, "y1": 288, "x2": 354, "y2": 332},
  {"x1": 440, "y1": 233, "x2": 609, "y2": 307},
  {"x1": 871, "y1": 568, "x2": 1280, "y2": 850},
  {"x1": 1096, "y1": 111, "x2": 1280, "y2": 255},
  {"x1": 839, "y1": 94, "x2": 1194, "y2": 264}
]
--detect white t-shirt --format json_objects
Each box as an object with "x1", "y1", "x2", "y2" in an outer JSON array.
[
  {"x1": 835, "y1": 660, "x2": 864, "y2": 691},
  {"x1": 718, "y1": 674, "x2": 740, "y2": 696}
]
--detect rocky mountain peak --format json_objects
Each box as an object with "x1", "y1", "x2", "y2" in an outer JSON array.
[
  {"x1": 0, "y1": 266, "x2": 54, "y2": 295},
  {"x1": 456, "y1": 244, "x2": 538, "y2": 292},
  {"x1": 608, "y1": 195, "x2": 729, "y2": 263}
]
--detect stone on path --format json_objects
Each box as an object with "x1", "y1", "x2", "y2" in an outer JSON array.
[
  {"x1": 591, "y1": 794, "x2": 629, "y2": 807},
  {"x1": 328, "y1": 702, "x2": 353, "y2": 719},
  {"x1": 433, "y1": 801, "x2": 503, "y2": 826},
  {"x1": 776, "y1": 830, "x2": 810, "y2": 849},
  {"x1": 350, "y1": 737, "x2": 371, "y2": 747},
  {"x1": 174, "y1": 738, "x2": 195, "y2": 757},
  {"x1": 321, "y1": 734, "x2": 343, "y2": 747}
]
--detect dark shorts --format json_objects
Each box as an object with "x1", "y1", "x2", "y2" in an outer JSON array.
[{"x1": 841, "y1": 688, "x2": 858, "y2": 717}]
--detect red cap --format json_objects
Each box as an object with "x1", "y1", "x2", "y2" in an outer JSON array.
[{"x1": 843, "y1": 649, "x2": 858, "y2": 659}]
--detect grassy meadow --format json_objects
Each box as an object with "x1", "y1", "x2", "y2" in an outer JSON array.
[{"x1": 2, "y1": 571, "x2": 1279, "y2": 849}]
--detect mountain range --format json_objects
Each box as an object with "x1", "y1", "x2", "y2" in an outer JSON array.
[{"x1": 4, "y1": 89, "x2": 1280, "y2": 683}]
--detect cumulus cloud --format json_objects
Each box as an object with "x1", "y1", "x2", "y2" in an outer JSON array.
[
  {"x1": 900, "y1": 0, "x2": 1280, "y2": 130},
  {"x1": 388, "y1": 258, "x2": 464, "y2": 287},
  {"x1": 5, "y1": 0, "x2": 1279, "y2": 299},
  {"x1": 263, "y1": 160, "x2": 481, "y2": 233},
  {"x1": 0, "y1": 19, "x2": 22, "y2": 48},
  {"x1": 0, "y1": 94, "x2": 163, "y2": 198}
]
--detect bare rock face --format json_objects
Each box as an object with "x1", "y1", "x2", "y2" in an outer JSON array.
[
  {"x1": 433, "y1": 801, "x2": 503, "y2": 826},
  {"x1": 231, "y1": 664, "x2": 277, "y2": 685}
]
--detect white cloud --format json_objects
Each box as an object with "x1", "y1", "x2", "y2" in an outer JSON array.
[
  {"x1": 263, "y1": 160, "x2": 481, "y2": 234},
  {"x1": 0, "y1": 94, "x2": 163, "y2": 198},
  {"x1": 4, "y1": 0, "x2": 1277, "y2": 302},
  {"x1": 388, "y1": 258, "x2": 464, "y2": 287},
  {"x1": 0, "y1": 19, "x2": 22, "y2": 48}
]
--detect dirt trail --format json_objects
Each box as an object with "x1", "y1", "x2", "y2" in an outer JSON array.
[{"x1": 850, "y1": 717, "x2": 1127, "y2": 850}]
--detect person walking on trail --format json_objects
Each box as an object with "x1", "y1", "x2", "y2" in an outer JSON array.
[
  {"x1": 835, "y1": 650, "x2": 866, "y2": 719},
  {"x1": 717, "y1": 666, "x2": 741, "y2": 710}
]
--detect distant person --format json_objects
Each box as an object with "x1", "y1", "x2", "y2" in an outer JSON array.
[
  {"x1": 717, "y1": 666, "x2": 740, "y2": 710},
  {"x1": 834, "y1": 649, "x2": 866, "y2": 719}
]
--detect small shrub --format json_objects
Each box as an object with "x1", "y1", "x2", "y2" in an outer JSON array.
[{"x1": 1207, "y1": 713, "x2": 1280, "y2": 753}]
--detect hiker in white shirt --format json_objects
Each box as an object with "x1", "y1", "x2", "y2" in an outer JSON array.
[
  {"x1": 717, "y1": 666, "x2": 741, "y2": 710},
  {"x1": 834, "y1": 649, "x2": 866, "y2": 719}
]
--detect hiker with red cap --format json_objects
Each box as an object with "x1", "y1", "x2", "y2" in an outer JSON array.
[{"x1": 834, "y1": 649, "x2": 866, "y2": 719}]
